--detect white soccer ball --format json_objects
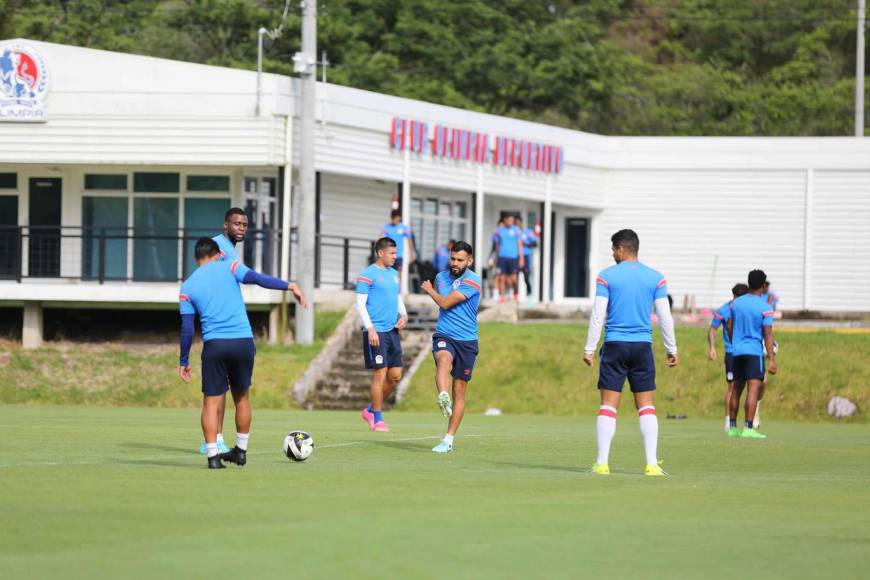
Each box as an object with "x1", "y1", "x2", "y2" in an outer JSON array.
[{"x1": 283, "y1": 430, "x2": 314, "y2": 462}]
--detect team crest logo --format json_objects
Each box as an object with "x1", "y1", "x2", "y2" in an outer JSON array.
[
  {"x1": 375, "y1": 354, "x2": 384, "y2": 364},
  {"x1": 463, "y1": 369, "x2": 471, "y2": 376},
  {"x1": 0, "y1": 42, "x2": 49, "y2": 123},
  {"x1": 452, "y1": 278, "x2": 462, "y2": 289},
  {"x1": 437, "y1": 341, "x2": 447, "y2": 348}
]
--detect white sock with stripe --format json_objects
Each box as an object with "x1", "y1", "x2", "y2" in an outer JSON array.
[
  {"x1": 596, "y1": 405, "x2": 617, "y2": 465},
  {"x1": 638, "y1": 406, "x2": 658, "y2": 465}
]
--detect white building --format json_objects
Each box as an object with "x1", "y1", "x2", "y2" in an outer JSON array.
[{"x1": 1, "y1": 39, "x2": 869, "y2": 343}]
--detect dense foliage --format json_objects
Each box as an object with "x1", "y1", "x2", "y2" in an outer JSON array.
[{"x1": 2, "y1": 0, "x2": 866, "y2": 135}]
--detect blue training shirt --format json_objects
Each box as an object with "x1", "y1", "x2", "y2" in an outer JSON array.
[
  {"x1": 434, "y1": 245, "x2": 450, "y2": 271},
  {"x1": 434, "y1": 269, "x2": 482, "y2": 342},
  {"x1": 596, "y1": 260, "x2": 668, "y2": 343},
  {"x1": 496, "y1": 225, "x2": 522, "y2": 259},
  {"x1": 711, "y1": 301, "x2": 734, "y2": 353},
  {"x1": 382, "y1": 223, "x2": 413, "y2": 259},
  {"x1": 179, "y1": 259, "x2": 253, "y2": 341},
  {"x1": 730, "y1": 294, "x2": 774, "y2": 357},
  {"x1": 356, "y1": 264, "x2": 401, "y2": 333},
  {"x1": 521, "y1": 228, "x2": 537, "y2": 259},
  {"x1": 213, "y1": 234, "x2": 239, "y2": 262}
]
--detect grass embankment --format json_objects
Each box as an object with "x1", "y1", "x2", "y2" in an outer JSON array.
[
  {"x1": 0, "y1": 310, "x2": 345, "y2": 408},
  {"x1": 1, "y1": 406, "x2": 868, "y2": 578},
  {"x1": 402, "y1": 324, "x2": 870, "y2": 422}
]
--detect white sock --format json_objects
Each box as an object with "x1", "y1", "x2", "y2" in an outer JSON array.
[
  {"x1": 725, "y1": 416, "x2": 730, "y2": 431},
  {"x1": 596, "y1": 405, "x2": 617, "y2": 465},
  {"x1": 753, "y1": 402, "x2": 761, "y2": 427},
  {"x1": 236, "y1": 432, "x2": 249, "y2": 451},
  {"x1": 205, "y1": 442, "x2": 218, "y2": 458},
  {"x1": 638, "y1": 406, "x2": 658, "y2": 466},
  {"x1": 217, "y1": 433, "x2": 224, "y2": 443},
  {"x1": 443, "y1": 434, "x2": 454, "y2": 445}
]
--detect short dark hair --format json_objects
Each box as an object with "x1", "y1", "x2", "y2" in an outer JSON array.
[
  {"x1": 747, "y1": 269, "x2": 767, "y2": 291},
  {"x1": 375, "y1": 236, "x2": 397, "y2": 253},
  {"x1": 452, "y1": 240, "x2": 473, "y2": 256},
  {"x1": 225, "y1": 207, "x2": 246, "y2": 222},
  {"x1": 194, "y1": 237, "x2": 220, "y2": 260},
  {"x1": 611, "y1": 229, "x2": 639, "y2": 254},
  {"x1": 390, "y1": 209, "x2": 402, "y2": 219},
  {"x1": 732, "y1": 283, "x2": 750, "y2": 297}
]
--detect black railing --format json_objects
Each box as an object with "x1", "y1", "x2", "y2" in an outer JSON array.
[{"x1": 0, "y1": 226, "x2": 376, "y2": 289}]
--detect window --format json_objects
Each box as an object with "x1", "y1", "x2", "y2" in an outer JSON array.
[
  {"x1": 133, "y1": 172, "x2": 179, "y2": 193},
  {"x1": 183, "y1": 197, "x2": 231, "y2": 275},
  {"x1": 0, "y1": 195, "x2": 18, "y2": 278},
  {"x1": 0, "y1": 173, "x2": 16, "y2": 189},
  {"x1": 85, "y1": 174, "x2": 128, "y2": 191},
  {"x1": 82, "y1": 197, "x2": 128, "y2": 280},
  {"x1": 187, "y1": 175, "x2": 230, "y2": 192},
  {"x1": 133, "y1": 198, "x2": 178, "y2": 281},
  {"x1": 411, "y1": 196, "x2": 470, "y2": 264}
]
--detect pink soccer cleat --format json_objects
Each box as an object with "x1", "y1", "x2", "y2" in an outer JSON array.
[
  {"x1": 372, "y1": 421, "x2": 390, "y2": 432},
  {"x1": 361, "y1": 407, "x2": 375, "y2": 429}
]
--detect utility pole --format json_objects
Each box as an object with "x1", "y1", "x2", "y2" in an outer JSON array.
[
  {"x1": 294, "y1": 0, "x2": 317, "y2": 344},
  {"x1": 857, "y1": 0, "x2": 866, "y2": 137}
]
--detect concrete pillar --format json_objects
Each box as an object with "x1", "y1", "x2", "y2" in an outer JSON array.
[
  {"x1": 268, "y1": 304, "x2": 280, "y2": 345},
  {"x1": 22, "y1": 301, "x2": 43, "y2": 349}
]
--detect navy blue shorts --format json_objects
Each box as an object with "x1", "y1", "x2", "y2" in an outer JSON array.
[
  {"x1": 362, "y1": 328, "x2": 403, "y2": 369},
  {"x1": 732, "y1": 354, "x2": 765, "y2": 382},
  {"x1": 724, "y1": 353, "x2": 734, "y2": 382},
  {"x1": 432, "y1": 334, "x2": 479, "y2": 382},
  {"x1": 497, "y1": 257, "x2": 519, "y2": 275},
  {"x1": 201, "y1": 338, "x2": 256, "y2": 397},
  {"x1": 598, "y1": 341, "x2": 656, "y2": 393}
]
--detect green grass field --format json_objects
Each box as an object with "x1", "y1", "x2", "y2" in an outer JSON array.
[{"x1": 2, "y1": 405, "x2": 868, "y2": 579}]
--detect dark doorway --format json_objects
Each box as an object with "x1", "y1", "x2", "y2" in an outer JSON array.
[
  {"x1": 29, "y1": 178, "x2": 62, "y2": 277},
  {"x1": 564, "y1": 217, "x2": 589, "y2": 298},
  {"x1": 0, "y1": 195, "x2": 18, "y2": 279}
]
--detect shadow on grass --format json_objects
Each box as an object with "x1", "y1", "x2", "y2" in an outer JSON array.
[
  {"x1": 489, "y1": 460, "x2": 589, "y2": 474},
  {"x1": 368, "y1": 439, "x2": 433, "y2": 453},
  {"x1": 126, "y1": 442, "x2": 199, "y2": 455},
  {"x1": 116, "y1": 458, "x2": 199, "y2": 469}
]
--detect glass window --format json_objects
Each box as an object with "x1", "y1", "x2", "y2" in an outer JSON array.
[
  {"x1": 183, "y1": 198, "x2": 231, "y2": 275},
  {"x1": 0, "y1": 173, "x2": 16, "y2": 189},
  {"x1": 0, "y1": 195, "x2": 18, "y2": 279},
  {"x1": 133, "y1": 198, "x2": 179, "y2": 281},
  {"x1": 85, "y1": 174, "x2": 128, "y2": 190},
  {"x1": 454, "y1": 201, "x2": 466, "y2": 218},
  {"x1": 424, "y1": 198, "x2": 437, "y2": 215},
  {"x1": 439, "y1": 201, "x2": 451, "y2": 217},
  {"x1": 187, "y1": 175, "x2": 230, "y2": 192},
  {"x1": 262, "y1": 177, "x2": 277, "y2": 198},
  {"x1": 133, "y1": 172, "x2": 179, "y2": 193},
  {"x1": 82, "y1": 197, "x2": 128, "y2": 280},
  {"x1": 453, "y1": 222, "x2": 466, "y2": 243}
]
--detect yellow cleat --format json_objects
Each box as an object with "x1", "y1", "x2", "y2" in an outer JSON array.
[
  {"x1": 645, "y1": 464, "x2": 666, "y2": 477},
  {"x1": 591, "y1": 463, "x2": 610, "y2": 475}
]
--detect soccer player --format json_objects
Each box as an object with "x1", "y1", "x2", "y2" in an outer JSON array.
[
  {"x1": 493, "y1": 214, "x2": 524, "y2": 303},
  {"x1": 583, "y1": 229, "x2": 678, "y2": 477},
  {"x1": 419, "y1": 241, "x2": 481, "y2": 453},
  {"x1": 726, "y1": 269, "x2": 778, "y2": 439},
  {"x1": 179, "y1": 237, "x2": 307, "y2": 469},
  {"x1": 708, "y1": 283, "x2": 749, "y2": 434},
  {"x1": 434, "y1": 240, "x2": 454, "y2": 272},
  {"x1": 516, "y1": 217, "x2": 538, "y2": 301},
  {"x1": 382, "y1": 209, "x2": 415, "y2": 273},
  {"x1": 356, "y1": 237, "x2": 408, "y2": 432}
]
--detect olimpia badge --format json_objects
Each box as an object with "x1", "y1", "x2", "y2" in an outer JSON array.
[{"x1": 0, "y1": 42, "x2": 50, "y2": 123}]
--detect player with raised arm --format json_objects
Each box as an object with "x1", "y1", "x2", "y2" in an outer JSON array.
[
  {"x1": 583, "y1": 229, "x2": 678, "y2": 477},
  {"x1": 420, "y1": 241, "x2": 481, "y2": 453},
  {"x1": 726, "y1": 269, "x2": 778, "y2": 439},
  {"x1": 708, "y1": 283, "x2": 749, "y2": 435},
  {"x1": 356, "y1": 237, "x2": 408, "y2": 433},
  {"x1": 179, "y1": 237, "x2": 307, "y2": 469}
]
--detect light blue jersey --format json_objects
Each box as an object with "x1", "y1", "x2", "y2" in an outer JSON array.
[
  {"x1": 356, "y1": 264, "x2": 401, "y2": 332},
  {"x1": 179, "y1": 259, "x2": 252, "y2": 341},
  {"x1": 711, "y1": 302, "x2": 734, "y2": 353},
  {"x1": 434, "y1": 269, "x2": 481, "y2": 341},
  {"x1": 596, "y1": 261, "x2": 668, "y2": 343},
  {"x1": 730, "y1": 294, "x2": 774, "y2": 356},
  {"x1": 496, "y1": 225, "x2": 522, "y2": 259},
  {"x1": 382, "y1": 223, "x2": 413, "y2": 259},
  {"x1": 213, "y1": 233, "x2": 239, "y2": 262},
  {"x1": 521, "y1": 228, "x2": 537, "y2": 259},
  {"x1": 434, "y1": 245, "x2": 450, "y2": 271}
]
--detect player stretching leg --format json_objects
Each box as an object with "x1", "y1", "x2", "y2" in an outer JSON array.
[
  {"x1": 583, "y1": 229, "x2": 678, "y2": 476},
  {"x1": 727, "y1": 269, "x2": 778, "y2": 439},
  {"x1": 708, "y1": 283, "x2": 749, "y2": 436},
  {"x1": 420, "y1": 241, "x2": 481, "y2": 453},
  {"x1": 356, "y1": 238, "x2": 408, "y2": 432},
  {"x1": 179, "y1": 238, "x2": 307, "y2": 468}
]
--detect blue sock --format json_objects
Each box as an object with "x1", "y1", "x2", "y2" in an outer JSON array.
[
  {"x1": 374, "y1": 410, "x2": 383, "y2": 423},
  {"x1": 745, "y1": 420, "x2": 754, "y2": 429},
  {"x1": 729, "y1": 419, "x2": 737, "y2": 428},
  {"x1": 367, "y1": 404, "x2": 373, "y2": 413}
]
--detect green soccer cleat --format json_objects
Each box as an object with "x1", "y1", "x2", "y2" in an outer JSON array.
[
  {"x1": 740, "y1": 428, "x2": 767, "y2": 439},
  {"x1": 432, "y1": 440, "x2": 453, "y2": 453},
  {"x1": 727, "y1": 427, "x2": 741, "y2": 438},
  {"x1": 437, "y1": 391, "x2": 453, "y2": 417},
  {"x1": 591, "y1": 463, "x2": 610, "y2": 475}
]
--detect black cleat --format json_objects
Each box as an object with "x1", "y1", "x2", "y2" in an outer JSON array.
[
  {"x1": 207, "y1": 455, "x2": 226, "y2": 469},
  {"x1": 220, "y1": 446, "x2": 247, "y2": 466}
]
